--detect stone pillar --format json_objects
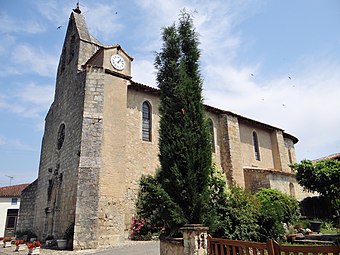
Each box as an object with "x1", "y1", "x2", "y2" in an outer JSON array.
[{"x1": 180, "y1": 224, "x2": 209, "y2": 255}]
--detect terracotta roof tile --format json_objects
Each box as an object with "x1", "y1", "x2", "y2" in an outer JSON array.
[
  {"x1": 129, "y1": 81, "x2": 299, "y2": 144},
  {"x1": 0, "y1": 183, "x2": 30, "y2": 197},
  {"x1": 314, "y1": 153, "x2": 340, "y2": 161}
]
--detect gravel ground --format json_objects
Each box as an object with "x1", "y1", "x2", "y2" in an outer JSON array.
[{"x1": 0, "y1": 240, "x2": 160, "y2": 255}]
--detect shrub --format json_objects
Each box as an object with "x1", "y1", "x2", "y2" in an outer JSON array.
[
  {"x1": 205, "y1": 167, "x2": 260, "y2": 241},
  {"x1": 214, "y1": 185, "x2": 261, "y2": 241},
  {"x1": 256, "y1": 188, "x2": 300, "y2": 241},
  {"x1": 15, "y1": 230, "x2": 37, "y2": 241},
  {"x1": 136, "y1": 174, "x2": 185, "y2": 237},
  {"x1": 129, "y1": 215, "x2": 158, "y2": 241}
]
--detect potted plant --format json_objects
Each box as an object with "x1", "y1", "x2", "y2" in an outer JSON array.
[
  {"x1": 286, "y1": 226, "x2": 297, "y2": 242},
  {"x1": 15, "y1": 239, "x2": 26, "y2": 251},
  {"x1": 45, "y1": 235, "x2": 54, "y2": 247},
  {"x1": 57, "y1": 224, "x2": 74, "y2": 250},
  {"x1": 27, "y1": 241, "x2": 41, "y2": 255},
  {"x1": 3, "y1": 237, "x2": 12, "y2": 248},
  {"x1": 309, "y1": 221, "x2": 322, "y2": 233}
]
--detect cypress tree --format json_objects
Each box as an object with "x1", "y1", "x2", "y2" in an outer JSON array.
[{"x1": 155, "y1": 11, "x2": 212, "y2": 233}]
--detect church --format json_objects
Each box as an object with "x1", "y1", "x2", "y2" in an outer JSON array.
[{"x1": 17, "y1": 9, "x2": 310, "y2": 249}]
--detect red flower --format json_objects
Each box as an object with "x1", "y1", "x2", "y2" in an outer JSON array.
[
  {"x1": 15, "y1": 240, "x2": 25, "y2": 246},
  {"x1": 26, "y1": 241, "x2": 41, "y2": 249}
]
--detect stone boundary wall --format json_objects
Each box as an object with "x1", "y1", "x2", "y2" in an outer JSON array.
[
  {"x1": 17, "y1": 180, "x2": 38, "y2": 232},
  {"x1": 160, "y1": 225, "x2": 208, "y2": 255},
  {"x1": 160, "y1": 238, "x2": 184, "y2": 255}
]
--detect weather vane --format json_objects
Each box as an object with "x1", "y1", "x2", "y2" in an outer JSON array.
[{"x1": 73, "y1": 1, "x2": 81, "y2": 14}]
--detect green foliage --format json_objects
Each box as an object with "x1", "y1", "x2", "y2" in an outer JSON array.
[
  {"x1": 153, "y1": 11, "x2": 212, "y2": 235},
  {"x1": 137, "y1": 168, "x2": 302, "y2": 242},
  {"x1": 256, "y1": 188, "x2": 300, "y2": 241},
  {"x1": 292, "y1": 159, "x2": 340, "y2": 214},
  {"x1": 129, "y1": 215, "x2": 155, "y2": 241},
  {"x1": 204, "y1": 165, "x2": 229, "y2": 234},
  {"x1": 15, "y1": 230, "x2": 37, "y2": 241},
  {"x1": 223, "y1": 186, "x2": 261, "y2": 241},
  {"x1": 292, "y1": 159, "x2": 340, "y2": 199},
  {"x1": 205, "y1": 166, "x2": 261, "y2": 241},
  {"x1": 136, "y1": 174, "x2": 186, "y2": 236}
]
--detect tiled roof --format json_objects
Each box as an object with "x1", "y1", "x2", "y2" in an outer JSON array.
[
  {"x1": 128, "y1": 81, "x2": 299, "y2": 143},
  {"x1": 0, "y1": 183, "x2": 30, "y2": 197},
  {"x1": 314, "y1": 153, "x2": 340, "y2": 161}
]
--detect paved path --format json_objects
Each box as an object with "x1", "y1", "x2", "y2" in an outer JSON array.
[{"x1": 0, "y1": 241, "x2": 160, "y2": 255}]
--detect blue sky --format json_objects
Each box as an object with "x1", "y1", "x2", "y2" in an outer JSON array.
[{"x1": 0, "y1": 0, "x2": 339, "y2": 186}]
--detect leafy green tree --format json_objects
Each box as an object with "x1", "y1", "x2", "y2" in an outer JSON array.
[
  {"x1": 155, "y1": 11, "x2": 212, "y2": 234},
  {"x1": 207, "y1": 174, "x2": 261, "y2": 241},
  {"x1": 256, "y1": 188, "x2": 299, "y2": 241},
  {"x1": 292, "y1": 159, "x2": 340, "y2": 213},
  {"x1": 136, "y1": 173, "x2": 185, "y2": 233},
  {"x1": 292, "y1": 159, "x2": 340, "y2": 199}
]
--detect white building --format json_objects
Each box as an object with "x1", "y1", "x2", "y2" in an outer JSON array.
[{"x1": 0, "y1": 184, "x2": 29, "y2": 237}]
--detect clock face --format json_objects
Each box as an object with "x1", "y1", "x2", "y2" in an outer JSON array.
[{"x1": 110, "y1": 54, "x2": 125, "y2": 71}]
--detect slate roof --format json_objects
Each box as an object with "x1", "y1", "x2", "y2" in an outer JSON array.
[{"x1": 0, "y1": 184, "x2": 30, "y2": 197}]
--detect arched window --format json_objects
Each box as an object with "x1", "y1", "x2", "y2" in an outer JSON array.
[
  {"x1": 252, "y1": 131, "x2": 260, "y2": 161},
  {"x1": 142, "y1": 101, "x2": 152, "y2": 142},
  {"x1": 208, "y1": 119, "x2": 215, "y2": 153},
  {"x1": 288, "y1": 148, "x2": 294, "y2": 172}
]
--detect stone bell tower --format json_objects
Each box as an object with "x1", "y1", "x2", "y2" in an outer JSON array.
[{"x1": 24, "y1": 7, "x2": 133, "y2": 249}]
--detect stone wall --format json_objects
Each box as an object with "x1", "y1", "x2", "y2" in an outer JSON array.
[
  {"x1": 219, "y1": 114, "x2": 243, "y2": 186},
  {"x1": 206, "y1": 112, "x2": 222, "y2": 170},
  {"x1": 244, "y1": 167, "x2": 313, "y2": 200},
  {"x1": 33, "y1": 68, "x2": 86, "y2": 241},
  {"x1": 239, "y1": 122, "x2": 275, "y2": 169},
  {"x1": 17, "y1": 180, "x2": 38, "y2": 232},
  {"x1": 125, "y1": 88, "x2": 161, "y2": 236},
  {"x1": 160, "y1": 238, "x2": 184, "y2": 255},
  {"x1": 268, "y1": 172, "x2": 313, "y2": 201},
  {"x1": 96, "y1": 67, "x2": 129, "y2": 246},
  {"x1": 32, "y1": 11, "x2": 96, "y2": 243},
  {"x1": 244, "y1": 168, "x2": 271, "y2": 193},
  {"x1": 73, "y1": 66, "x2": 105, "y2": 249}
]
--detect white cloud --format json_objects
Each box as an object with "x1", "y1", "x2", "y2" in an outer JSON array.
[
  {"x1": 0, "y1": 136, "x2": 36, "y2": 152},
  {"x1": 0, "y1": 82, "x2": 54, "y2": 119},
  {"x1": 203, "y1": 56, "x2": 340, "y2": 161},
  {"x1": 0, "y1": 136, "x2": 5, "y2": 145},
  {"x1": 0, "y1": 65, "x2": 23, "y2": 77},
  {"x1": 35, "y1": 0, "x2": 72, "y2": 26},
  {"x1": 0, "y1": 34, "x2": 15, "y2": 56},
  {"x1": 132, "y1": 59, "x2": 157, "y2": 87},
  {"x1": 81, "y1": 3, "x2": 124, "y2": 43},
  {"x1": 0, "y1": 11, "x2": 45, "y2": 34},
  {"x1": 18, "y1": 83, "x2": 54, "y2": 107},
  {"x1": 11, "y1": 44, "x2": 58, "y2": 77}
]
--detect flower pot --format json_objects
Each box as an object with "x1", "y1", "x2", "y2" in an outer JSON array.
[
  {"x1": 15, "y1": 244, "x2": 26, "y2": 251},
  {"x1": 3, "y1": 241, "x2": 12, "y2": 248},
  {"x1": 310, "y1": 221, "x2": 322, "y2": 233},
  {"x1": 287, "y1": 234, "x2": 297, "y2": 242},
  {"x1": 45, "y1": 239, "x2": 53, "y2": 247},
  {"x1": 57, "y1": 239, "x2": 67, "y2": 250},
  {"x1": 28, "y1": 247, "x2": 40, "y2": 255}
]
